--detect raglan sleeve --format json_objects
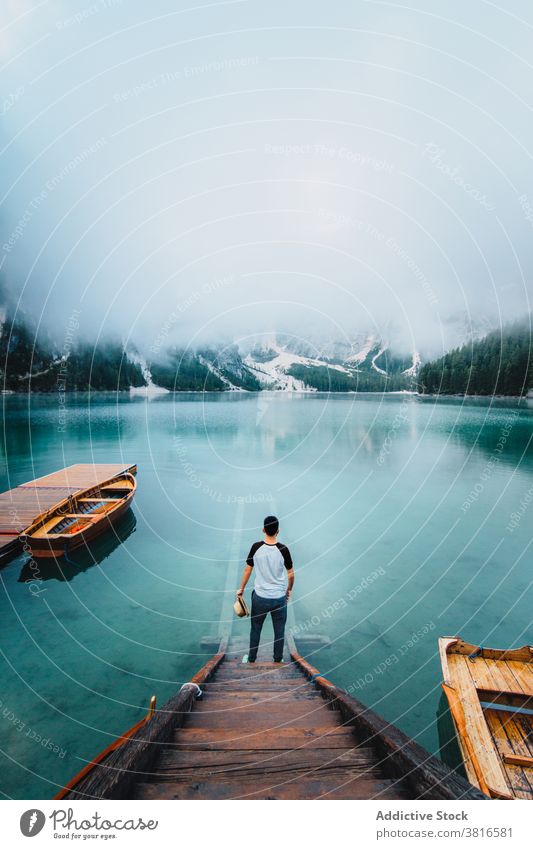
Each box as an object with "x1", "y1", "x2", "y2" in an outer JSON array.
[
  {"x1": 246, "y1": 542, "x2": 261, "y2": 567},
  {"x1": 280, "y1": 544, "x2": 293, "y2": 570}
]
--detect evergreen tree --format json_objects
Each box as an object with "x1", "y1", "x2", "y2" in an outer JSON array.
[{"x1": 418, "y1": 319, "x2": 532, "y2": 396}]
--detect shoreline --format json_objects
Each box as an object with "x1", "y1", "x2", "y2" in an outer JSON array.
[
  {"x1": 417, "y1": 392, "x2": 530, "y2": 401},
  {"x1": 1, "y1": 388, "x2": 529, "y2": 401}
]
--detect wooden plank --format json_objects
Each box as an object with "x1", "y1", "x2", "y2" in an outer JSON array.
[
  {"x1": 216, "y1": 660, "x2": 296, "y2": 666},
  {"x1": 504, "y1": 755, "x2": 533, "y2": 768},
  {"x1": 504, "y1": 661, "x2": 528, "y2": 694},
  {"x1": 201, "y1": 681, "x2": 308, "y2": 692},
  {"x1": 489, "y1": 660, "x2": 528, "y2": 694},
  {"x1": 446, "y1": 653, "x2": 510, "y2": 798},
  {"x1": 186, "y1": 704, "x2": 339, "y2": 730},
  {"x1": 516, "y1": 715, "x2": 533, "y2": 757},
  {"x1": 153, "y1": 747, "x2": 383, "y2": 787},
  {"x1": 484, "y1": 710, "x2": 533, "y2": 799},
  {"x1": 500, "y1": 713, "x2": 533, "y2": 795},
  {"x1": 478, "y1": 658, "x2": 529, "y2": 696},
  {"x1": 198, "y1": 692, "x2": 320, "y2": 704},
  {"x1": 216, "y1": 662, "x2": 300, "y2": 672},
  {"x1": 443, "y1": 684, "x2": 491, "y2": 797},
  {"x1": 196, "y1": 690, "x2": 329, "y2": 703},
  {"x1": 472, "y1": 659, "x2": 512, "y2": 693},
  {"x1": 477, "y1": 691, "x2": 533, "y2": 712},
  {"x1": 222, "y1": 664, "x2": 296, "y2": 670},
  {"x1": 502, "y1": 767, "x2": 533, "y2": 799},
  {"x1": 483, "y1": 710, "x2": 512, "y2": 757},
  {"x1": 439, "y1": 636, "x2": 459, "y2": 686},
  {"x1": 214, "y1": 676, "x2": 303, "y2": 686},
  {"x1": 21, "y1": 463, "x2": 136, "y2": 489},
  {"x1": 447, "y1": 641, "x2": 533, "y2": 664},
  {"x1": 133, "y1": 774, "x2": 407, "y2": 800},
  {"x1": 496, "y1": 711, "x2": 533, "y2": 762},
  {"x1": 155, "y1": 747, "x2": 375, "y2": 775},
  {"x1": 169, "y1": 726, "x2": 358, "y2": 750},
  {"x1": 215, "y1": 670, "x2": 302, "y2": 681},
  {"x1": 0, "y1": 487, "x2": 76, "y2": 532},
  {"x1": 190, "y1": 652, "x2": 226, "y2": 685},
  {"x1": 505, "y1": 661, "x2": 533, "y2": 694},
  {"x1": 200, "y1": 685, "x2": 312, "y2": 697},
  {"x1": 194, "y1": 694, "x2": 326, "y2": 708}
]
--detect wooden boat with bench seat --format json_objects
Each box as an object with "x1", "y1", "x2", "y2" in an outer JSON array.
[
  {"x1": 54, "y1": 634, "x2": 484, "y2": 801},
  {"x1": 439, "y1": 637, "x2": 533, "y2": 799},
  {"x1": 20, "y1": 472, "x2": 136, "y2": 559}
]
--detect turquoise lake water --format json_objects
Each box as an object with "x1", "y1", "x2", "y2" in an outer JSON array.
[{"x1": 0, "y1": 392, "x2": 531, "y2": 799}]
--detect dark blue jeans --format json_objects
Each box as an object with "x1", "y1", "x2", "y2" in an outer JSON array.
[{"x1": 249, "y1": 590, "x2": 287, "y2": 662}]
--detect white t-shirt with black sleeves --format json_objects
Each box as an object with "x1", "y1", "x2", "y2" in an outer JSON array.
[{"x1": 246, "y1": 541, "x2": 293, "y2": 599}]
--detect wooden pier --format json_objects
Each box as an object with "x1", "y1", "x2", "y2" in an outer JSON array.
[
  {"x1": 58, "y1": 633, "x2": 484, "y2": 801},
  {"x1": 0, "y1": 463, "x2": 136, "y2": 564}
]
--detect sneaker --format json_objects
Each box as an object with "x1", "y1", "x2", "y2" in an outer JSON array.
[
  {"x1": 274, "y1": 659, "x2": 284, "y2": 664},
  {"x1": 242, "y1": 654, "x2": 249, "y2": 663}
]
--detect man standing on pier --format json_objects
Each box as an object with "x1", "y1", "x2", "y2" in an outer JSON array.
[{"x1": 237, "y1": 515, "x2": 294, "y2": 663}]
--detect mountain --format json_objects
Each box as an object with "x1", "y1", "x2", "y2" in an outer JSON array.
[
  {"x1": 0, "y1": 302, "x2": 423, "y2": 393},
  {"x1": 144, "y1": 335, "x2": 421, "y2": 392},
  {"x1": 0, "y1": 311, "x2": 146, "y2": 392},
  {"x1": 418, "y1": 319, "x2": 532, "y2": 397},
  {"x1": 148, "y1": 345, "x2": 261, "y2": 392},
  {"x1": 242, "y1": 335, "x2": 420, "y2": 392},
  {"x1": 15, "y1": 289, "x2": 532, "y2": 395},
  {"x1": 5, "y1": 276, "x2": 531, "y2": 396}
]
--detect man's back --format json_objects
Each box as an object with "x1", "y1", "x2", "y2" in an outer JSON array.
[
  {"x1": 237, "y1": 516, "x2": 295, "y2": 664},
  {"x1": 246, "y1": 540, "x2": 292, "y2": 599}
]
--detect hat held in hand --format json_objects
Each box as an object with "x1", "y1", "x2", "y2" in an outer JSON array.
[{"x1": 234, "y1": 594, "x2": 250, "y2": 617}]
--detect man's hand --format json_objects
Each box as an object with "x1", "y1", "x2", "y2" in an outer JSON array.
[
  {"x1": 236, "y1": 589, "x2": 243, "y2": 597},
  {"x1": 286, "y1": 588, "x2": 292, "y2": 600}
]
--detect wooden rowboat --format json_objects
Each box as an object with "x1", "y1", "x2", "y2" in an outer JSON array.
[
  {"x1": 20, "y1": 472, "x2": 136, "y2": 559},
  {"x1": 439, "y1": 636, "x2": 533, "y2": 799}
]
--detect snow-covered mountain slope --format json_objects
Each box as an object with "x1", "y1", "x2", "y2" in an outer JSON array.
[
  {"x1": 128, "y1": 351, "x2": 169, "y2": 395},
  {"x1": 244, "y1": 342, "x2": 352, "y2": 390},
  {"x1": 371, "y1": 346, "x2": 389, "y2": 375},
  {"x1": 144, "y1": 335, "x2": 422, "y2": 392},
  {"x1": 346, "y1": 335, "x2": 378, "y2": 365},
  {"x1": 402, "y1": 350, "x2": 421, "y2": 377},
  {"x1": 242, "y1": 336, "x2": 421, "y2": 390},
  {"x1": 198, "y1": 353, "x2": 242, "y2": 390}
]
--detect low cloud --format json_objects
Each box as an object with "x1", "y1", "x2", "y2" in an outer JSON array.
[{"x1": 1, "y1": 2, "x2": 531, "y2": 358}]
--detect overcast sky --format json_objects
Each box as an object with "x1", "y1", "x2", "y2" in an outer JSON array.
[{"x1": 1, "y1": 0, "x2": 532, "y2": 356}]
